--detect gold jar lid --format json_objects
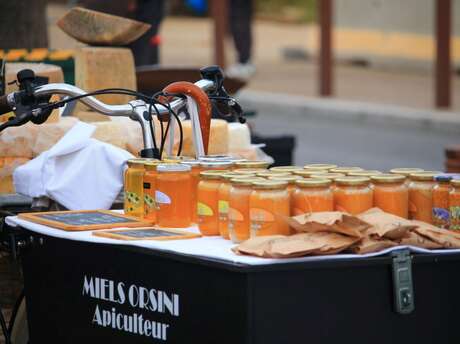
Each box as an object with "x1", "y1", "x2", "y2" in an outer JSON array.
[
  {"x1": 371, "y1": 174, "x2": 405, "y2": 184},
  {"x1": 268, "y1": 175, "x2": 303, "y2": 184},
  {"x1": 231, "y1": 177, "x2": 265, "y2": 186},
  {"x1": 256, "y1": 171, "x2": 291, "y2": 178},
  {"x1": 157, "y1": 164, "x2": 191, "y2": 173},
  {"x1": 252, "y1": 180, "x2": 288, "y2": 190},
  {"x1": 200, "y1": 170, "x2": 228, "y2": 180},
  {"x1": 296, "y1": 178, "x2": 332, "y2": 188},
  {"x1": 127, "y1": 158, "x2": 147, "y2": 167},
  {"x1": 221, "y1": 172, "x2": 250, "y2": 180},
  {"x1": 303, "y1": 164, "x2": 338, "y2": 170},
  {"x1": 234, "y1": 168, "x2": 267, "y2": 175},
  {"x1": 269, "y1": 166, "x2": 303, "y2": 173},
  {"x1": 199, "y1": 155, "x2": 234, "y2": 162},
  {"x1": 180, "y1": 159, "x2": 201, "y2": 167},
  {"x1": 330, "y1": 167, "x2": 364, "y2": 174},
  {"x1": 335, "y1": 176, "x2": 370, "y2": 186},
  {"x1": 311, "y1": 173, "x2": 346, "y2": 181},
  {"x1": 451, "y1": 179, "x2": 460, "y2": 187},
  {"x1": 293, "y1": 169, "x2": 329, "y2": 177},
  {"x1": 409, "y1": 171, "x2": 441, "y2": 181},
  {"x1": 234, "y1": 160, "x2": 270, "y2": 169},
  {"x1": 348, "y1": 170, "x2": 382, "y2": 177},
  {"x1": 144, "y1": 160, "x2": 164, "y2": 171},
  {"x1": 389, "y1": 168, "x2": 424, "y2": 176},
  {"x1": 200, "y1": 161, "x2": 234, "y2": 169}
]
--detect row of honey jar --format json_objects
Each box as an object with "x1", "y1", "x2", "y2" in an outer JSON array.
[{"x1": 124, "y1": 161, "x2": 460, "y2": 242}]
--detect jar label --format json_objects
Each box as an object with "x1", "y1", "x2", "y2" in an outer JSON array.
[
  {"x1": 433, "y1": 207, "x2": 449, "y2": 222},
  {"x1": 228, "y1": 208, "x2": 244, "y2": 222},
  {"x1": 197, "y1": 202, "x2": 214, "y2": 216},
  {"x1": 250, "y1": 208, "x2": 275, "y2": 233},
  {"x1": 218, "y1": 200, "x2": 229, "y2": 214},
  {"x1": 155, "y1": 191, "x2": 171, "y2": 205},
  {"x1": 450, "y1": 206, "x2": 460, "y2": 230},
  {"x1": 144, "y1": 194, "x2": 157, "y2": 209}
]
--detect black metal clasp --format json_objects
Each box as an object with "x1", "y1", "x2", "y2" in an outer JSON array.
[{"x1": 391, "y1": 249, "x2": 415, "y2": 315}]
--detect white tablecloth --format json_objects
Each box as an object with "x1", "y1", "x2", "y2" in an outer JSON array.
[{"x1": 6, "y1": 216, "x2": 460, "y2": 266}]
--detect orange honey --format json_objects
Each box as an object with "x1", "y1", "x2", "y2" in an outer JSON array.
[
  {"x1": 143, "y1": 161, "x2": 163, "y2": 223},
  {"x1": 197, "y1": 171, "x2": 225, "y2": 235},
  {"x1": 293, "y1": 178, "x2": 333, "y2": 215},
  {"x1": 155, "y1": 164, "x2": 192, "y2": 228},
  {"x1": 181, "y1": 160, "x2": 202, "y2": 223},
  {"x1": 408, "y1": 172, "x2": 438, "y2": 223},
  {"x1": 334, "y1": 177, "x2": 373, "y2": 215},
  {"x1": 249, "y1": 180, "x2": 290, "y2": 237},
  {"x1": 449, "y1": 179, "x2": 460, "y2": 230},
  {"x1": 371, "y1": 174, "x2": 408, "y2": 218}
]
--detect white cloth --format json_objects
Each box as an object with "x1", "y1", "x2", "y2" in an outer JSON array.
[
  {"x1": 13, "y1": 121, "x2": 133, "y2": 210},
  {"x1": 6, "y1": 215, "x2": 460, "y2": 266}
]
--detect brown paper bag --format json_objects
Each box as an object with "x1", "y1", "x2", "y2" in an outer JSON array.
[
  {"x1": 288, "y1": 212, "x2": 369, "y2": 238},
  {"x1": 268, "y1": 233, "x2": 327, "y2": 258},
  {"x1": 412, "y1": 221, "x2": 460, "y2": 249},
  {"x1": 399, "y1": 231, "x2": 443, "y2": 249},
  {"x1": 308, "y1": 232, "x2": 361, "y2": 255},
  {"x1": 359, "y1": 208, "x2": 416, "y2": 240},
  {"x1": 350, "y1": 237, "x2": 397, "y2": 254},
  {"x1": 232, "y1": 236, "x2": 287, "y2": 257}
]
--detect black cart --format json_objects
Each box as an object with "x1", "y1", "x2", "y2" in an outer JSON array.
[{"x1": 10, "y1": 224, "x2": 460, "y2": 344}]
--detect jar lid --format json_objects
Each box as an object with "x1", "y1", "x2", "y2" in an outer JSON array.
[
  {"x1": 200, "y1": 161, "x2": 233, "y2": 168},
  {"x1": 180, "y1": 159, "x2": 201, "y2": 166},
  {"x1": 127, "y1": 158, "x2": 147, "y2": 166},
  {"x1": 162, "y1": 156, "x2": 194, "y2": 162},
  {"x1": 252, "y1": 180, "x2": 288, "y2": 190},
  {"x1": 409, "y1": 171, "x2": 442, "y2": 181},
  {"x1": 221, "y1": 172, "x2": 249, "y2": 180},
  {"x1": 268, "y1": 175, "x2": 303, "y2": 184},
  {"x1": 157, "y1": 164, "x2": 191, "y2": 173},
  {"x1": 269, "y1": 166, "x2": 303, "y2": 173},
  {"x1": 294, "y1": 169, "x2": 329, "y2": 177},
  {"x1": 335, "y1": 176, "x2": 370, "y2": 186},
  {"x1": 231, "y1": 177, "x2": 264, "y2": 186},
  {"x1": 144, "y1": 160, "x2": 164, "y2": 170},
  {"x1": 234, "y1": 168, "x2": 267, "y2": 175},
  {"x1": 296, "y1": 178, "x2": 332, "y2": 188},
  {"x1": 234, "y1": 160, "x2": 270, "y2": 168},
  {"x1": 371, "y1": 174, "x2": 405, "y2": 184},
  {"x1": 199, "y1": 155, "x2": 235, "y2": 162},
  {"x1": 451, "y1": 179, "x2": 460, "y2": 187},
  {"x1": 256, "y1": 171, "x2": 291, "y2": 178},
  {"x1": 311, "y1": 173, "x2": 346, "y2": 181},
  {"x1": 303, "y1": 164, "x2": 338, "y2": 170},
  {"x1": 348, "y1": 170, "x2": 382, "y2": 177},
  {"x1": 390, "y1": 168, "x2": 424, "y2": 176},
  {"x1": 434, "y1": 173, "x2": 460, "y2": 182},
  {"x1": 330, "y1": 167, "x2": 364, "y2": 174},
  {"x1": 200, "y1": 170, "x2": 228, "y2": 180}
]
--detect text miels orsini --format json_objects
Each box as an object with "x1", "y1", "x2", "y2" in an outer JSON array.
[{"x1": 83, "y1": 275, "x2": 179, "y2": 341}]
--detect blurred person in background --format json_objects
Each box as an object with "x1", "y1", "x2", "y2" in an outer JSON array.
[{"x1": 80, "y1": 0, "x2": 165, "y2": 66}]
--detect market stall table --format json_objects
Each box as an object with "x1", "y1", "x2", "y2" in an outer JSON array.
[{"x1": 5, "y1": 215, "x2": 460, "y2": 343}]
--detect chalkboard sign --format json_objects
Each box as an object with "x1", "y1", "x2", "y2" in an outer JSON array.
[
  {"x1": 93, "y1": 227, "x2": 201, "y2": 241},
  {"x1": 18, "y1": 210, "x2": 152, "y2": 231}
]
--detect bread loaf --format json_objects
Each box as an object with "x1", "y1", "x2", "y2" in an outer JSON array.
[{"x1": 179, "y1": 119, "x2": 228, "y2": 156}]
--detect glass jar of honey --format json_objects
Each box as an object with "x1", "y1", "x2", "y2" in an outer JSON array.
[
  {"x1": 432, "y1": 174, "x2": 454, "y2": 228},
  {"x1": 143, "y1": 161, "x2": 164, "y2": 223},
  {"x1": 408, "y1": 172, "x2": 438, "y2": 223},
  {"x1": 449, "y1": 179, "x2": 460, "y2": 230},
  {"x1": 303, "y1": 164, "x2": 338, "y2": 171},
  {"x1": 234, "y1": 160, "x2": 270, "y2": 169},
  {"x1": 155, "y1": 164, "x2": 192, "y2": 228},
  {"x1": 197, "y1": 170, "x2": 226, "y2": 235},
  {"x1": 217, "y1": 173, "x2": 250, "y2": 239},
  {"x1": 334, "y1": 177, "x2": 373, "y2": 215},
  {"x1": 269, "y1": 166, "x2": 303, "y2": 174},
  {"x1": 228, "y1": 178, "x2": 261, "y2": 243},
  {"x1": 371, "y1": 174, "x2": 408, "y2": 218},
  {"x1": 124, "y1": 159, "x2": 146, "y2": 218},
  {"x1": 181, "y1": 160, "x2": 202, "y2": 224},
  {"x1": 268, "y1": 175, "x2": 303, "y2": 215},
  {"x1": 249, "y1": 180, "x2": 290, "y2": 237},
  {"x1": 330, "y1": 167, "x2": 364, "y2": 175},
  {"x1": 293, "y1": 178, "x2": 333, "y2": 215}
]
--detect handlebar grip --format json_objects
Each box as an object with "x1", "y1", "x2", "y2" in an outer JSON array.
[{"x1": 0, "y1": 95, "x2": 13, "y2": 116}]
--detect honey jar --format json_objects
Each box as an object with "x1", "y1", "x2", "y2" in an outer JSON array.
[
  {"x1": 228, "y1": 178, "x2": 261, "y2": 243},
  {"x1": 268, "y1": 175, "x2": 303, "y2": 215},
  {"x1": 311, "y1": 173, "x2": 346, "y2": 188},
  {"x1": 303, "y1": 164, "x2": 338, "y2": 171},
  {"x1": 293, "y1": 178, "x2": 333, "y2": 215},
  {"x1": 155, "y1": 164, "x2": 192, "y2": 228},
  {"x1": 449, "y1": 179, "x2": 460, "y2": 230},
  {"x1": 408, "y1": 172, "x2": 439, "y2": 223},
  {"x1": 371, "y1": 174, "x2": 408, "y2": 218},
  {"x1": 197, "y1": 170, "x2": 226, "y2": 235},
  {"x1": 390, "y1": 168, "x2": 424, "y2": 185},
  {"x1": 143, "y1": 160, "x2": 163, "y2": 223},
  {"x1": 249, "y1": 180, "x2": 290, "y2": 237},
  {"x1": 334, "y1": 177, "x2": 373, "y2": 215},
  {"x1": 234, "y1": 160, "x2": 270, "y2": 169},
  {"x1": 124, "y1": 159, "x2": 146, "y2": 218},
  {"x1": 432, "y1": 174, "x2": 454, "y2": 228},
  {"x1": 181, "y1": 160, "x2": 202, "y2": 223}
]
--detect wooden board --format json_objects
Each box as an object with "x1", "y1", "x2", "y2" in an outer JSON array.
[
  {"x1": 18, "y1": 210, "x2": 151, "y2": 231},
  {"x1": 93, "y1": 227, "x2": 201, "y2": 241},
  {"x1": 57, "y1": 7, "x2": 151, "y2": 46}
]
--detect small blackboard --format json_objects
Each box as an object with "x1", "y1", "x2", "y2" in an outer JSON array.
[
  {"x1": 93, "y1": 227, "x2": 201, "y2": 241},
  {"x1": 19, "y1": 210, "x2": 152, "y2": 231}
]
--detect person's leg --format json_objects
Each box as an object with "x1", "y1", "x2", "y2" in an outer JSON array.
[
  {"x1": 229, "y1": 0, "x2": 253, "y2": 64},
  {"x1": 130, "y1": 0, "x2": 165, "y2": 66}
]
